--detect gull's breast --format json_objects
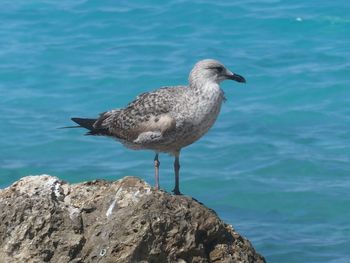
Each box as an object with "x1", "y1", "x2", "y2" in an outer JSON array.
[{"x1": 173, "y1": 84, "x2": 225, "y2": 148}]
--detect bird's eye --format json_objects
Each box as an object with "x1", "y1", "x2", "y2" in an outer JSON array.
[{"x1": 215, "y1": 66, "x2": 224, "y2": 73}]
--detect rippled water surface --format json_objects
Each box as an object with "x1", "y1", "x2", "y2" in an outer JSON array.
[{"x1": 1, "y1": 1, "x2": 350, "y2": 262}]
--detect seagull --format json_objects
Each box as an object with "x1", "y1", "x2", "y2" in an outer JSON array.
[{"x1": 70, "y1": 59, "x2": 246, "y2": 194}]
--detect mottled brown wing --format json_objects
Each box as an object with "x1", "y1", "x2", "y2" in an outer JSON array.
[{"x1": 94, "y1": 87, "x2": 185, "y2": 141}]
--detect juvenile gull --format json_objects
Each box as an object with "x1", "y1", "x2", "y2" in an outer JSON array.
[{"x1": 71, "y1": 59, "x2": 246, "y2": 194}]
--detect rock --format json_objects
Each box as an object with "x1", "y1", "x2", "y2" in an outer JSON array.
[{"x1": 0, "y1": 175, "x2": 265, "y2": 263}]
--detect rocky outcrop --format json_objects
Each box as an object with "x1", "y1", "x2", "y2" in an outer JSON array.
[{"x1": 0, "y1": 175, "x2": 265, "y2": 263}]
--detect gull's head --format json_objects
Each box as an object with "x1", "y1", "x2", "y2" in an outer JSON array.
[{"x1": 189, "y1": 59, "x2": 246, "y2": 86}]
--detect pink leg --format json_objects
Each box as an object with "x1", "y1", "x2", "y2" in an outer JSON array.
[{"x1": 154, "y1": 153, "x2": 160, "y2": 190}]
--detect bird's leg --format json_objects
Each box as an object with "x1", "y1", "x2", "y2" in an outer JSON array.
[
  {"x1": 154, "y1": 153, "x2": 160, "y2": 190},
  {"x1": 172, "y1": 152, "x2": 181, "y2": 195}
]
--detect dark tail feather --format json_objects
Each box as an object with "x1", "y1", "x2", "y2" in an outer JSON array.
[
  {"x1": 71, "y1": 117, "x2": 99, "y2": 135},
  {"x1": 71, "y1": 117, "x2": 109, "y2": 136},
  {"x1": 71, "y1": 117, "x2": 97, "y2": 131}
]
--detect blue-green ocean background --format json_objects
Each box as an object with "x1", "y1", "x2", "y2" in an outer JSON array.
[{"x1": 1, "y1": 1, "x2": 350, "y2": 262}]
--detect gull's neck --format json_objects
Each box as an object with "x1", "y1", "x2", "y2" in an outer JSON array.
[{"x1": 189, "y1": 78, "x2": 221, "y2": 93}]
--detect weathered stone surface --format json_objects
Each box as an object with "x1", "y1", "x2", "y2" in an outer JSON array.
[{"x1": 0, "y1": 175, "x2": 265, "y2": 263}]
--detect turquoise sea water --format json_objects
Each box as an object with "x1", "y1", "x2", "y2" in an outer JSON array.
[{"x1": 1, "y1": 1, "x2": 350, "y2": 262}]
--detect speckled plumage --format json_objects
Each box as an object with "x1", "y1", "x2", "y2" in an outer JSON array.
[{"x1": 71, "y1": 59, "x2": 246, "y2": 194}]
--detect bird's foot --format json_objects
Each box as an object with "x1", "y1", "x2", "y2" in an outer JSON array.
[{"x1": 172, "y1": 188, "x2": 182, "y2": 195}]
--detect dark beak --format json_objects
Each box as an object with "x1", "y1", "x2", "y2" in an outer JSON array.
[{"x1": 227, "y1": 73, "x2": 246, "y2": 83}]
